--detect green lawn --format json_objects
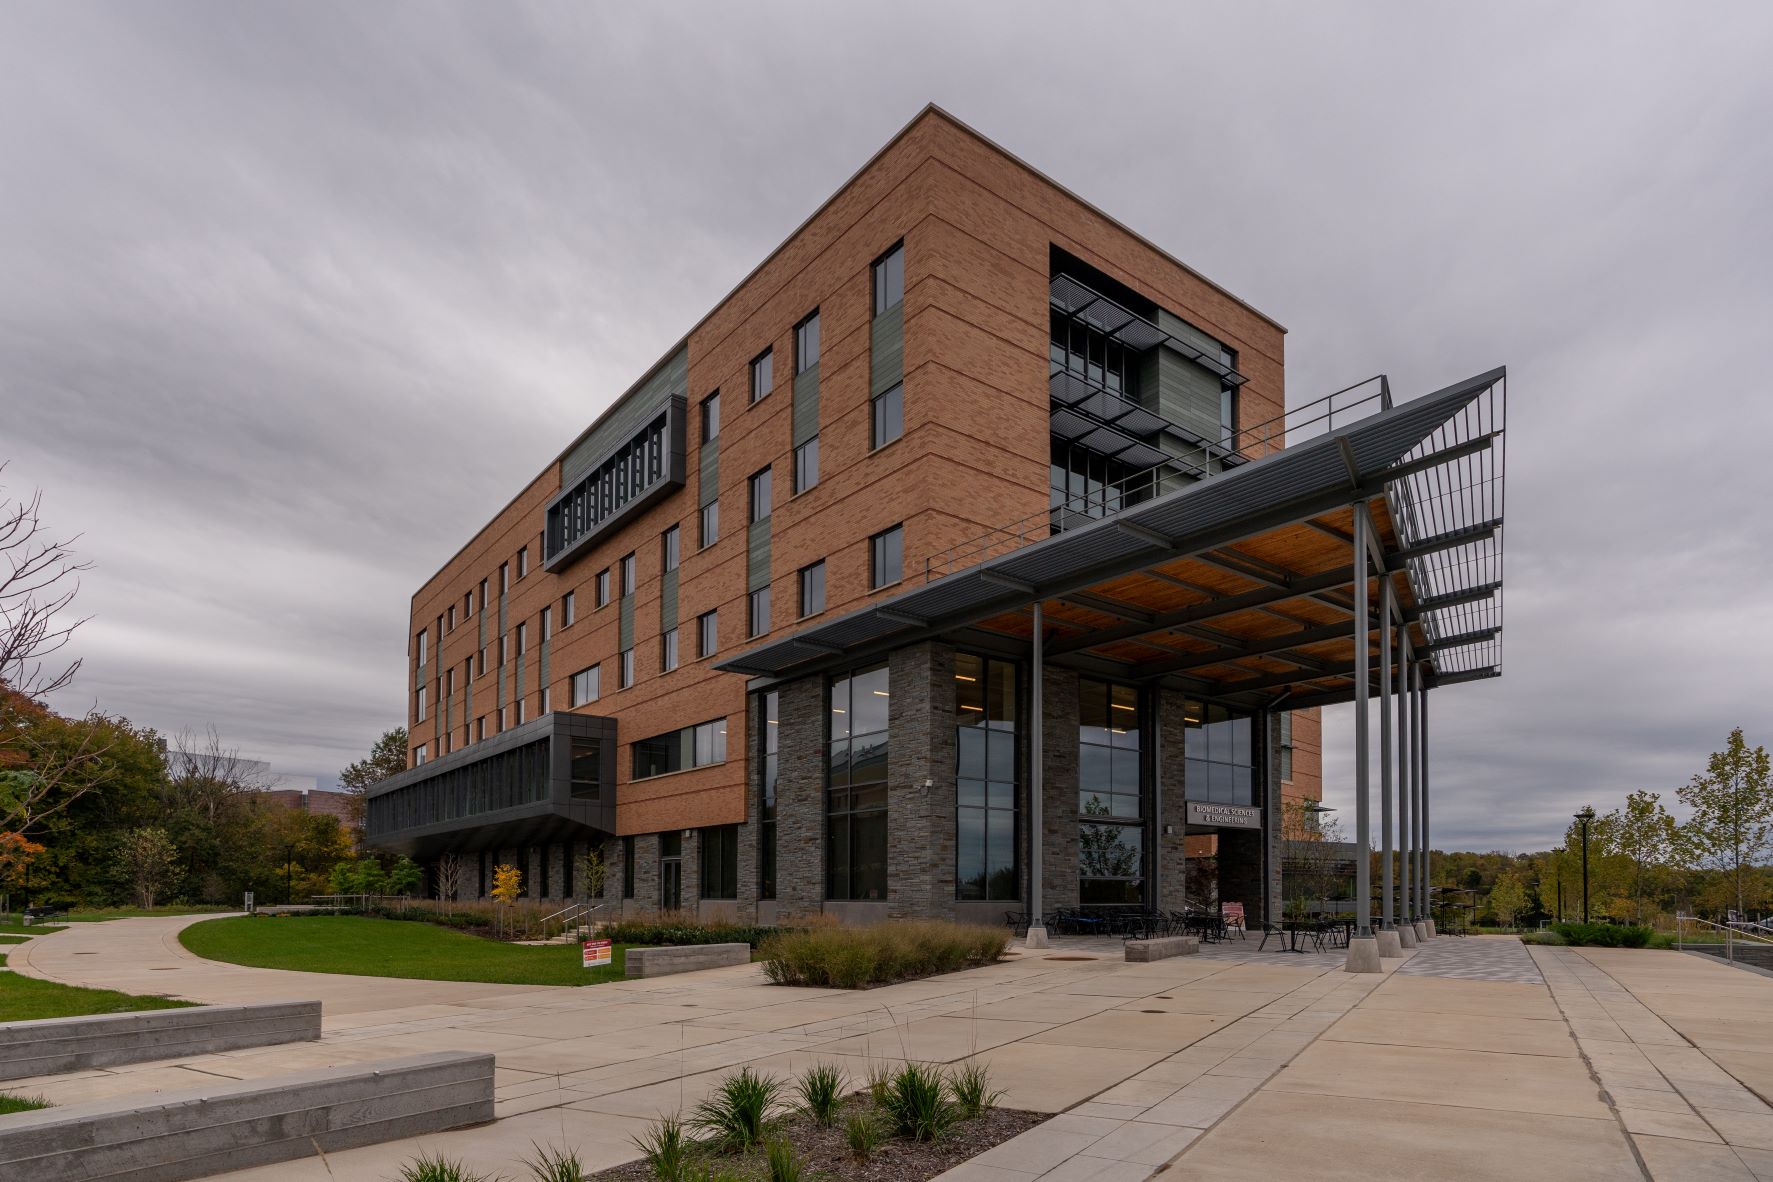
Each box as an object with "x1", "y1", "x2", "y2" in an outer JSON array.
[
  {"x1": 0, "y1": 922, "x2": 64, "y2": 937},
  {"x1": 0, "y1": 971, "x2": 194, "y2": 1022},
  {"x1": 0, "y1": 1092, "x2": 51, "y2": 1115},
  {"x1": 64, "y1": 906, "x2": 235, "y2": 922},
  {"x1": 0, "y1": 935, "x2": 29, "y2": 945},
  {"x1": 179, "y1": 916, "x2": 627, "y2": 986}
]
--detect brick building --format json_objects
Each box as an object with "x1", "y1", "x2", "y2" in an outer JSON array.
[{"x1": 364, "y1": 106, "x2": 1502, "y2": 931}]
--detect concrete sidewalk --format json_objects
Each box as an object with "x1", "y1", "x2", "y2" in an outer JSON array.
[{"x1": 12, "y1": 921, "x2": 1773, "y2": 1180}]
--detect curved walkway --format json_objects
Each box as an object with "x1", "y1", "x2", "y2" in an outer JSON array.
[{"x1": 8, "y1": 914, "x2": 561, "y2": 1014}]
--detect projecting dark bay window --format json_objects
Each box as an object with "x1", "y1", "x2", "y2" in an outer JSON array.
[
  {"x1": 956, "y1": 653, "x2": 1018, "y2": 901},
  {"x1": 759, "y1": 690, "x2": 778, "y2": 900},
  {"x1": 570, "y1": 737, "x2": 600, "y2": 799},
  {"x1": 543, "y1": 403, "x2": 684, "y2": 571},
  {"x1": 1079, "y1": 679, "x2": 1145, "y2": 906},
  {"x1": 827, "y1": 664, "x2": 888, "y2": 901},
  {"x1": 700, "y1": 825, "x2": 738, "y2": 899},
  {"x1": 632, "y1": 718, "x2": 728, "y2": 779},
  {"x1": 1184, "y1": 701, "x2": 1255, "y2": 806}
]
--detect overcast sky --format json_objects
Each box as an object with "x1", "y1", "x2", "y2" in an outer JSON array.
[{"x1": 5, "y1": 3, "x2": 1770, "y2": 849}]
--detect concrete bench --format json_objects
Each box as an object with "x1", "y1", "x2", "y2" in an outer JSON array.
[
  {"x1": 0, "y1": 1050, "x2": 493, "y2": 1181},
  {"x1": 625, "y1": 942, "x2": 751, "y2": 979},
  {"x1": 1124, "y1": 936, "x2": 1200, "y2": 962},
  {"x1": 0, "y1": 1001, "x2": 322, "y2": 1082}
]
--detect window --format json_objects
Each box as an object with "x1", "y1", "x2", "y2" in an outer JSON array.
[
  {"x1": 478, "y1": 579, "x2": 488, "y2": 613},
  {"x1": 416, "y1": 630, "x2": 428, "y2": 666},
  {"x1": 749, "y1": 467, "x2": 772, "y2": 522},
  {"x1": 698, "y1": 609, "x2": 718, "y2": 658},
  {"x1": 515, "y1": 698, "x2": 526, "y2": 725},
  {"x1": 661, "y1": 628, "x2": 679, "y2": 672},
  {"x1": 748, "y1": 587, "x2": 771, "y2": 638},
  {"x1": 476, "y1": 647, "x2": 486, "y2": 678},
  {"x1": 414, "y1": 743, "x2": 427, "y2": 766},
  {"x1": 660, "y1": 832, "x2": 682, "y2": 910},
  {"x1": 517, "y1": 546, "x2": 529, "y2": 578},
  {"x1": 541, "y1": 606, "x2": 553, "y2": 642},
  {"x1": 750, "y1": 348, "x2": 773, "y2": 403},
  {"x1": 498, "y1": 634, "x2": 507, "y2": 666},
  {"x1": 799, "y1": 561, "x2": 825, "y2": 617},
  {"x1": 595, "y1": 568, "x2": 610, "y2": 608},
  {"x1": 569, "y1": 737, "x2": 598, "y2": 799},
  {"x1": 870, "y1": 525, "x2": 903, "y2": 589},
  {"x1": 500, "y1": 562, "x2": 510, "y2": 593},
  {"x1": 464, "y1": 591, "x2": 473, "y2": 620},
  {"x1": 1219, "y1": 345, "x2": 1238, "y2": 447},
  {"x1": 956, "y1": 654, "x2": 1018, "y2": 900},
  {"x1": 1079, "y1": 679, "x2": 1144, "y2": 906},
  {"x1": 827, "y1": 664, "x2": 888, "y2": 901},
  {"x1": 562, "y1": 592, "x2": 576, "y2": 627},
  {"x1": 544, "y1": 409, "x2": 671, "y2": 565},
  {"x1": 416, "y1": 684, "x2": 428, "y2": 722},
  {"x1": 619, "y1": 648, "x2": 635, "y2": 689},
  {"x1": 446, "y1": 666, "x2": 456, "y2": 696},
  {"x1": 700, "y1": 825, "x2": 738, "y2": 900},
  {"x1": 661, "y1": 526, "x2": 679, "y2": 573},
  {"x1": 759, "y1": 691, "x2": 779, "y2": 899},
  {"x1": 447, "y1": 605, "x2": 456, "y2": 631},
  {"x1": 622, "y1": 836, "x2": 635, "y2": 898},
  {"x1": 793, "y1": 437, "x2": 819, "y2": 493},
  {"x1": 699, "y1": 499, "x2": 719, "y2": 548},
  {"x1": 632, "y1": 718, "x2": 728, "y2": 779},
  {"x1": 476, "y1": 716, "x2": 485, "y2": 741},
  {"x1": 872, "y1": 243, "x2": 904, "y2": 315},
  {"x1": 1185, "y1": 701, "x2": 1254, "y2": 806},
  {"x1": 700, "y1": 390, "x2": 720, "y2": 443},
  {"x1": 1279, "y1": 711, "x2": 1294, "y2": 782},
  {"x1": 795, "y1": 311, "x2": 820, "y2": 374},
  {"x1": 620, "y1": 553, "x2": 636, "y2": 597},
  {"x1": 541, "y1": 685, "x2": 552, "y2": 714},
  {"x1": 570, "y1": 665, "x2": 600, "y2": 707},
  {"x1": 516, "y1": 621, "x2": 529, "y2": 656},
  {"x1": 872, "y1": 382, "x2": 903, "y2": 448}
]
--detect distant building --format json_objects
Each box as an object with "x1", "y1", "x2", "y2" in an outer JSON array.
[{"x1": 258, "y1": 787, "x2": 353, "y2": 823}]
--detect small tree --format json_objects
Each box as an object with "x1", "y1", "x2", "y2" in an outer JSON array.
[
  {"x1": 0, "y1": 831, "x2": 45, "y2": 914},
  {"x1": 435, "y1": 853, "x2": 462, "y2": 911},
  {"x1": 1606, "y1": 789, "x2": 1680, "y2": 923},
  {"x1": 1678, "y1": 729, "x2": 1773, "y2": 917},
  {"x1": 490, "y1": 862, "x2": 522, "y2": 938},
  {"x1": 576, "y1": 845, "x2": 607, "y2": 904},
  {"x1": 1487, "y1": 871, "x2": 1529, "y2": 931},
  {"x1": 338, "y1": 728, "x2": 408, "y2": 844},
  {"x1": 386, "y1": 855, "x2": 422, "y2": 897},
  {"x1": 118, "y1": 826, "x2": 179, "y2": 910}
]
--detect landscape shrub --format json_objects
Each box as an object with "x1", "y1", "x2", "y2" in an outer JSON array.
[
  {"x1": 691, "y1": 1066, "x2": 784, "y2": 1151},
  {"x1": 793, "y1": 1061, "x2": 844, "y2": 1127},
  {"x1": 600, "y1": 912, "x2": 792, "y2": 948},
  {"x1": 1551, "y1": 922, "x2": 1653, "y2": 948},
  {"x1": 759, "y1": 920, "x2": 1009, "y2": 988},
  {"x1": 880, "y1": 1061, "x2": 958, "y2": 1142},
  {"x1": 1519, "y1": 930, "x2": 1566, "y2": 946}
]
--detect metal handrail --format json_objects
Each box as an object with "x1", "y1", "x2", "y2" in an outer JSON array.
[
  {"x1": 1677, "y1": 913, "x2": 1773, "y2": 963},
  {"x1": 925, "y1": 374, "x2": 1393, "y2": 581},
  {"x1": 539, "y1": 900, "x2": 602, "y2": 942}
]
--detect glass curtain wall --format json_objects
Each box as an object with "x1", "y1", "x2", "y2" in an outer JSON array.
[
  {"x1": 827, "y1": 665, "x2": 889, "y2": 900},
  {"x1": 1183, "y1": 702, "x2": 1255, "y2": 805},
  {"x1": 955, "y1": 654, "x2": 1018, "y2": 901},
  {"x1": 1078, "y1": 679, "x2": 1146, "y2": 905}
]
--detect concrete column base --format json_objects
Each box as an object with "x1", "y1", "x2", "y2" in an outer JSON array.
[
  {"x1": 1344, "y1": 935, "x2": 1382, "y2": 974},
  {"x1": 1024, "y1": 926, "x2": 1050, "y2": 949},
  {"x1": 1376, "y1": 928, "x2": 1404, "y2": 958},
  {"x1": 1424, "y1": 919, "x2": 1437, "y2": 938},
  {"x1": 1398, "y1": 923, "x2": 1418, "y2": 949},
  {"x1": 1413, "y1": 921, "x2": 1430, "y2": 942}
]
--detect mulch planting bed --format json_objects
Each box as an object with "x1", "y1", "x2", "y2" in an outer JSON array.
[{"x1": 590, "y1": 1095, "x2": 1048, "y2": 1181}]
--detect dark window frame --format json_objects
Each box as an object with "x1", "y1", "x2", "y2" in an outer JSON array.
[
  {"x1": 870, "y1": 524, "x2": 904, "y2": 590},
  {"x1": 799, "y1": 560, "x2": 826, "y2": 618}
]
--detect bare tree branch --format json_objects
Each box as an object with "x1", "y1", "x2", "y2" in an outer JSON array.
[{"x1": 0, "y1": 466, "x2": 92, "y2": 701}]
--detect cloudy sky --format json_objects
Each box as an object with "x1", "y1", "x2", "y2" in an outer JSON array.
[{"x1": 5, "y1": 3, "x2": 1769, "y2": 849}]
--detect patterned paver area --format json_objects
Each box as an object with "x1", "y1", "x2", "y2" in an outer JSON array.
[{"x1": 1397, "y1": 933, "x2": 1545, "y2": 983}]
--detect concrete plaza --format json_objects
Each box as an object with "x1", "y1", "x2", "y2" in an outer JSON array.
[{"x1": 9, "y1": 918, "x2": 1773, "y2": 1180}]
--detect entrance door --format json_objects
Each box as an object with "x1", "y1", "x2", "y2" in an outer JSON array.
[{"x1": 660, "y1": 832, "x2": 683, "y2": 911}]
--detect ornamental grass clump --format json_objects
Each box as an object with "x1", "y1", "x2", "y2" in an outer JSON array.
[
  {"x1": 763, "y1": 1136, "x2": 805, "y2": 1182},
  {"x1": 520, "y1": 1142, "x2": 587, "y2": 1182},
  {"x1": 632, "y1": 1114, "x2": 691, "y2": 1181},
  {"x1": 393, "y1": 1153, "x2": 497, "y2": 1182},
  {"x1": 845, "y1": 1111, "x2": 883, "y2": 1162},
  {"x1": 880, "y1": 1061, "x2": 958, "y2": 1142},
  {"x1": 793, "y1": 1061, "x2": 845, "y2": 1127},
  {"x1": 759, "y1": 920, "x2": 1009, "y2": 988},
  {"x1": 691, "y1": 1066, "x2": 784, "y2": 1152},
  {"x1": 949, "y1": 1060, "x2": 1003, "y2": 1119}
]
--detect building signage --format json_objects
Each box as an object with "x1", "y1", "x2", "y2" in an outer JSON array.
[
  {"x1": 582, "y1": 938, "x2": 613, "y2": 969},
  {"x1": 1186, "y1": 801, "x2": 1262, "y2": 829}
]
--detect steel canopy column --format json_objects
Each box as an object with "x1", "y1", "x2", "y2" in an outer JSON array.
[
  {"x1": 1396, "y1": 632, "x2": 1417, "y2": 949},
  {"x1": 1025, "y1": 601, "x2": 1048, "y2": 949},
  {"x1": 1411, "y1": 663, "x2": 1429, "y2": 942},
  {"x1": 1422, "y1": 684, "x2": 1435, "y2": 936},
  {"x1": 1345, "y1": 507, "x2": 1380, "y2": 973},
  {"x1": 1376, "y1": 575, "x2": 1402, "y2": 959}
]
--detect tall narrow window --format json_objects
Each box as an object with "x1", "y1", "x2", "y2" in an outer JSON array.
[
  {"x1": 870, "y1": 525, "x2": 903, "y2": 589},
  {"x1": 699, "y1": 825, "x2": 738, "y2": 899},
  {"x1": 661, "y1": 628, "x2": 679, "y2": 673},
  {"x1": 699, "y1": 499, "x2": 719, "y2": 548},
  {"x1": 827, "y1": 664, "x2": 888, "y2": 901},
  {"x1": 659, "y1": 833, "x2": 682, "y2": 910},
  {"x1": 750, "y1": 348, "x2": 773, "y2": 403},
  {"x1": 793, "y1": 437, "x2": 819, "y2": 493},
  {"x1": 872, "y1": 382, "x2": 903, "y2": 448},
  {"x1": 500, "y1": 562, "x2": 510, "y2": 593},
  {"x1": 595, "y1": 569, "x2": 610, "y2": 608},
  {"x1": 1219, "y1": 346, "x2": 1238, "y2": 447},
  {"x1": 540, "y1": 685, "x2": 551, "y2": 714},
  {"x1": 748, "y1": 587, "x2": 771, "y2": 638},
  {"x1": 620, "y1": 553, "x2": 636, "y2": 596},
  {"x1": 464, "y1": 590, "x2": 474, "y2": 620},
  {"x1": 700, "y1": 390, "x2": 721, "y2": 443},
  {"x1": 799, "y1": 561, "x2": 825, "y2": 617},
  {"x1": 760, "y1": 691, "x2": 779, "y2": 900},
  {"x1": 478, "y1": 579, "x2": 488, "y2": 612},
  {"x1": 872, "y1": 243, "x2": 904, "y2": 315},
  {"x1": 698, "y1": 609, "x2": 718, "y2": 658},
  {"x1": 516, "y1": 621, "x2": 529, "y2": 656},
  {"x1": 622, "y1": 835, "x2": 635, "y2": 898},
  {"x1": 517, "y1": 546, "x2": 529, "y2": 578},
  {"x1": 415, "y1": 630, "x2": 428, "y2": 666},
  {"x1": 562, "y1": 591, "x2": 576, "y2": 627},
  {"x1": 956, "y1": 653, "x2": 1019, "y2": 901},
  {"x1": 749, "y1": 467, "x2": 772, "y2": 522},
  {"x1": 619, "y1": 648, "x2": 635, "y2": 689},
  {"x1": 415, "y1": 684, "x2": 428, "y2": 722},
  {"x1": 795, "y1": 311, "x2": 820, "y2": 374},
  {"x1": 1079, "y1": 680, "x2": 1145, "y2": 906},
  {"x1": 447, "y1": 605, "x2": 456, "y2": 631},
  {"x1": 661, "y1": 526, "x2": 680, "y2": 572}
]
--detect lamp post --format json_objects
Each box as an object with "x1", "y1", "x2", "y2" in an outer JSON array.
[
  {"x1": 1553, "y1": 846, "x2": 1565, "y2": 922},
  {"x1": 1574, "y1": 808, "x2": 1595, "y2": 923}
]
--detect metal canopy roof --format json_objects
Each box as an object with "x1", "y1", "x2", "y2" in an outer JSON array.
[{"x1": 715, "y1": 367, "x2": 1506, "y2": 711}]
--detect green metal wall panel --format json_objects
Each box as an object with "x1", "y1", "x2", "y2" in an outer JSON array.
[
  {"x1": 560, "y1": 346, "x2": 688, "y2": 487},
  {"x1": 660, "y1": 568, "x2": 679, "y2": 631},
  {"x1": 870, "y1": 304, "x2": 904, "y2": 396},
  {"x1": 747, "y1": 519, "x2": 771, "y2": 593},
  {"x1": 792, "y1": 363, "x2": 820, "y2": 447},
  {"x1": 699, "y1": 438, "x2": 718, "y2": 508},
  {"x1": 619, "y1": 596, "x2": 634, "y2": 652}
]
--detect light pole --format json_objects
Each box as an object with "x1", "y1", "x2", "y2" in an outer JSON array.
[
  {"x1": 1574, "y1": 808, "x2": 1595, "y2": 924},
  {"x1": 1553, "y1": 846, "x2": 1564, "y2": 922}
]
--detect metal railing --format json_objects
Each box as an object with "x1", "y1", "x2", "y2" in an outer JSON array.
[
  {"x1": 924, "y1": 374, "x2": 1395, "y2": 581},
  {"x1": 539, "y1": 901, "x2": 603, "y2": 943},
  {"x1": 1677, "y1": 913, "x2": 1773, "y2": 963}
]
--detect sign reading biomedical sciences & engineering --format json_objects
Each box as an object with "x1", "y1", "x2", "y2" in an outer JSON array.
[
  {"x1": 1185, "y1": 802, "x2": 1262, "y2": 829},
  {"x1": 582, "y1": 938, "x2": 612, "y2": 969}
]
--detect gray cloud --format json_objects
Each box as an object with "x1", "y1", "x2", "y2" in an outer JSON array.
[{"x1": 4, "y1": 2, "x2": 1769, "y2": 840}]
